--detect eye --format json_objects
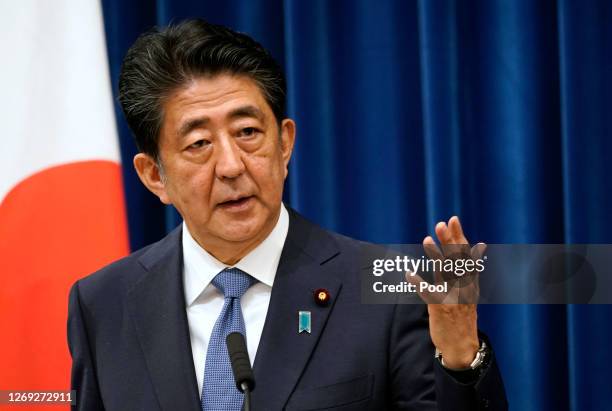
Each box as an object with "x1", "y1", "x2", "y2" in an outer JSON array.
[
  {"x1": 238, "y1": 127, "x2": 259, "y2": 137},
  {"x1": 187, "y1": 139, "x2": 210, "y2": 150}
]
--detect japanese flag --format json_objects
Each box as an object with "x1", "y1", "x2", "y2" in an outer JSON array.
[{"x1": 0, "y1": 0, "x2": 129, "y2": 401}]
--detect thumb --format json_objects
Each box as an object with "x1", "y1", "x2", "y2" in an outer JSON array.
[{"x1": 405, "y1": 271, "x2": 444, "y2": 304}]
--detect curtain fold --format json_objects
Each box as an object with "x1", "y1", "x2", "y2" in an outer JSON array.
[
  {"x1": 100, "y1": 1, "x2": 612, "y2": 409},
  {"x1": 557, "y1": 2, "x2": 612, "y2": 410}
]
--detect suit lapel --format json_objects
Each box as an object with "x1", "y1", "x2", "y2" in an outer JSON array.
[
  {"x1": 127, "y1": 228, "x2": 201, "y2": 411},
  {"x1": 252, "y1": 210, "x2": 342, "y2": 410}
]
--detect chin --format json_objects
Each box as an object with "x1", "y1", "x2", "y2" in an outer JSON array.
[{"x1": 217, "y1": 220, "x2": 265, "y2": 243}]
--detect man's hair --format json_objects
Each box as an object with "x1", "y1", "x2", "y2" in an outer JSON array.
[{"x1": 118, "y1": 19, "x2": 287, "y2": 160}]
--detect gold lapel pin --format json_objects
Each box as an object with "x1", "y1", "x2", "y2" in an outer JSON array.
[{"x1": 314, "y1": 288, "x2": 331, "y2": 306}]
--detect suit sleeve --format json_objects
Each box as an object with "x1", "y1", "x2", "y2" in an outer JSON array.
[
  {"x1": 433, "y1": 332, "x2": 508, "y2": 411},
  {"x1": 389, "y1": 304, "x2": 508, "y2": 410},
  {"x1": 67, "y1": 281, "x2": 105, "y2": 411}
]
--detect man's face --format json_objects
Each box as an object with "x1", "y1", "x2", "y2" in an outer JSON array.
[{"x1": 136, "y1": 74, "x2": 295, "y2": 259}]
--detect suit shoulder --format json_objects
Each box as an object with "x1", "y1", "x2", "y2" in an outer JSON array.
[
  {"x1": 74, "y1": 243, "x2": 150, "y2": 301},
  {"x1": 326, "y1": 228, "x2": 391, "y2": 264},
  {"x1": 74, "y1": 227, "x2": 181, "y2": 302},
  {"x1": 286, "y1": 208, "x2": 388, "y2": 262}
]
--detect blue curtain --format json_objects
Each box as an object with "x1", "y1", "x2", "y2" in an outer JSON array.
[{"x1": 101, "y1": 1, "x2": 612, "y2": 410}]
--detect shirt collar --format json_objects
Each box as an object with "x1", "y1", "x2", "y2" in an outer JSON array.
[{"x1": 182, "y1": 203, "x2": 289, "y2": 306}]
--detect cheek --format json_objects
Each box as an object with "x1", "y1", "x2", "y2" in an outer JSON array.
[
  {"x1": 249, "y1": 152, "x2": 286, "y2": 188},
  {"x1": 168, "y1": 164, "x2": 215, "y2": 206}
]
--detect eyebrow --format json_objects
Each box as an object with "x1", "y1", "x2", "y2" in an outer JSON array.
[
  {"x1": 177, "y1": 118, "x2": 208, "y2": 138},
  {"x1": 228, "y1": 105, "x2": 265, "y2": 122},
  {"x1": 176, "y1": 105, "x2": 266, "y2": 138}
]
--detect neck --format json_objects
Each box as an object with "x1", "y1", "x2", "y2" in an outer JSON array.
[
  {"x1": 207, "y1": 236, "x2": 267, "y2": 266},
  {"x1": 187, "y1": 209, "x2": 281, "y2": 266}
]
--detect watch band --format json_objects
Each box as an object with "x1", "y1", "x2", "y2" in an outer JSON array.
[{"x1": 435, "y1": 339, "x2": 488, "y2": 371}]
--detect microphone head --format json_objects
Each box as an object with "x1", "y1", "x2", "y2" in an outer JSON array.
[{"x1": 226, "y1": 332, "x2": 255, "y2": 392}]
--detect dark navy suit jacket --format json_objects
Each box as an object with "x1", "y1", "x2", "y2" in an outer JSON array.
[{"x1": 68, "y1": 209, "x2": 508, "y2": 410}]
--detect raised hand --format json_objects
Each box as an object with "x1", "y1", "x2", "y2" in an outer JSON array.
[{"x1": 406, "y1": 216, "x2": 485, "y2": 369}]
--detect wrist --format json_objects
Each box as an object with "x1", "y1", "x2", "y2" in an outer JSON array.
[{"x1": 435, "y1": 339, "x2": 483, "y2": 370}]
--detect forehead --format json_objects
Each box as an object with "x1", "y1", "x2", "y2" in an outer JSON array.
[{"x1": 161, "y1": 73, "x2": 274, "y2": 133}]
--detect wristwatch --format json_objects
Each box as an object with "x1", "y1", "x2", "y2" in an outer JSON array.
[{"x1": 435, "y1": 339, "x2": 489, "y2": 371}]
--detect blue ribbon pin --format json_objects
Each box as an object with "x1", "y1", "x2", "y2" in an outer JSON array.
[{"x1": 298, "y1": 311, "x2": 311, "y2": 334}]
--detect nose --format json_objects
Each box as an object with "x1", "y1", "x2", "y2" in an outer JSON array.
[{"x1": 215, "y1": 136, "x2": 245, "y2": 179}]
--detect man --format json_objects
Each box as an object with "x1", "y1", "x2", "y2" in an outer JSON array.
[{"x1": 68, "y1": 19, "x2": 507, "y2": 410}]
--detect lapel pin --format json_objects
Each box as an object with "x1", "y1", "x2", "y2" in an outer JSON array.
[
  {"x1": 314, "y1": 288, "x2": 331, "y2": 306},
  {"x1": 298, "y1": 311, "x2": 311, "y2": 334}
]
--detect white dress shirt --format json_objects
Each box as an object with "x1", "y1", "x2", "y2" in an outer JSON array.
[{"x1": 182, "y1": 204, "x2": 289, "y2": 396}]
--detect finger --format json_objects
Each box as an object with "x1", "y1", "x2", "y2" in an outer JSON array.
[
  {"x1": 405, "y1": 271, "x2": 445, "y2": 304},
  {"x1": 448, "y1": 216, "x2": 468, "y2": 244},
  {"x1": 423, "y1": 236, "x2": 443, "y2": 259},
  {"x1": 435, "y1": 221, "x2": 452, "y2": 245},
  {"x1": 423, "y1": 236, "x2": 444, "y2": 284},
  {"x1": 469, "y1": 242, "x2": 486, "y2": 294},
  {"x1": 471, "y1": 242, "x2": 487, "y2": 260},
  {"x1": 445, "y1": 216, "x2": 471, "y2": 261}
]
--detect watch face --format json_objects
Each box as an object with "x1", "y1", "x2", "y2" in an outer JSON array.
[
  {"x1": 470, "y1": 351, "x2": 485, "y2": 369},
  {"x1": 472, "y1": 342, "x2": 491, "y2": 370}
]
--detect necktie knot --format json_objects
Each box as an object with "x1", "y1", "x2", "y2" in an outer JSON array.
[{"x1": 211, "y1": 267, "x2": 255, "y2": 299}]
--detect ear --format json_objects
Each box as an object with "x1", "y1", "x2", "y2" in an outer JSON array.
[
  {"x1": 133, "y1": 153, "x2": 172, "y2": 204},
  {"x1": 279, "y1": 118, "x2": 296, "y2": 177}
]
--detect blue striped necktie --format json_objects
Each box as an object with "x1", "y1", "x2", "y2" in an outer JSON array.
[{"x1": 201, "y1": 267, "x2": 255, "y2": 410}]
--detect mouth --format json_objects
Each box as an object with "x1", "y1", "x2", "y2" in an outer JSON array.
[{"x1": 217, "y1": 195, "x2": 254, "y2": 211}]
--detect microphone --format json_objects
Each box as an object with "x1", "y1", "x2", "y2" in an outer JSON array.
[{"x1": 226, "y1": 332, "x2": 255, "y2": 411}]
